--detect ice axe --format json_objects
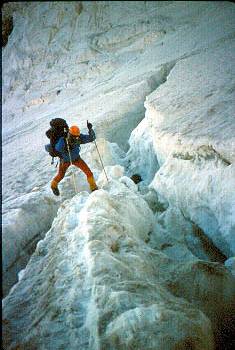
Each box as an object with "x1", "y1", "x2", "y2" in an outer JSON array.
[{"x1": 87, "y1": 120, "x2": 109, "y2": 183}]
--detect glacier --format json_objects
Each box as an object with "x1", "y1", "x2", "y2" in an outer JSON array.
[{"x1": 2, "y1": 1, "x2": 235, "y2": 350}]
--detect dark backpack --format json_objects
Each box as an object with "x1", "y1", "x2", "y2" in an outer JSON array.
[{"x1": 45, "y1": 118, "x2": 69, "y2": 160}]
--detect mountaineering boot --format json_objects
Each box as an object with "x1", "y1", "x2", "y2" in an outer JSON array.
[
  {"x1": 52, "y1": 187, "x2": 60, "y2": 196},
  {"x1": 51, "y1": 180, "x2": 60, "y2": 196},
  {"x1": 91, "y1": 186, "x2": 98, "y2": 192},
  {"x1": 87, "y1": 176, "x2": 98, "y2": 192}
]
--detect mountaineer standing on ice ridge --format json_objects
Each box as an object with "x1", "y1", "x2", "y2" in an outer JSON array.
[{"x1": 46, "y1": 120, "x2": 98, "y2": 196}]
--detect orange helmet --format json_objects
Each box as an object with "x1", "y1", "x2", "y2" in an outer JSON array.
[{"x1": 69, "y1": 125, "x2": 80, "y2": 136}]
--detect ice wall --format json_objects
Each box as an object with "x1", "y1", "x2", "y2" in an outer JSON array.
[{"x1": 126, "y1": 2, "x2": 235, "y2": 258}]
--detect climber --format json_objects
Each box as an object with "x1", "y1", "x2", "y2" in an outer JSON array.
[{"x1": 50, "y1": 122, "x2": 98, "y2": 196}]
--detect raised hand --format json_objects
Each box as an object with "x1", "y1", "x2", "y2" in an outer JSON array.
[{"x1": 87, "y1": 120, "x2": 93, "y2": 130}]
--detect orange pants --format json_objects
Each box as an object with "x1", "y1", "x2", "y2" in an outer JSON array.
[{"x1": 51, "y1": 158, "x2": 97, "y2": 191}]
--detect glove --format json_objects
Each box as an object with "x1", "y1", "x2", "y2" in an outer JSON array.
[{"x1": 87, "y1": 120, "x2": 93, "y2": 130}]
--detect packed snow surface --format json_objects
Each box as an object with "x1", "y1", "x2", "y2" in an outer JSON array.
[{"x1": 2, "y1": 1, "x2": 235, "y2": 350}]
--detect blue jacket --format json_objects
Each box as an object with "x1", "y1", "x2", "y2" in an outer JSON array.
[{"x1": 55, "y1": 130, "x2": 96, "y2": 162}]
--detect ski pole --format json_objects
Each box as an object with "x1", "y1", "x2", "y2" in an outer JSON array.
[
  {"x1": 87, "y1": 120, "x2": 109, "y2": 183},
  {"x1": 66, "y1": 137, "x2": 78, "y2": 194}
]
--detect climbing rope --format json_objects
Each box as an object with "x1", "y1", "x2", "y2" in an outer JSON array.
[{"x1": 66, "y1": 137, "x2": 78, "y2": 194}]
